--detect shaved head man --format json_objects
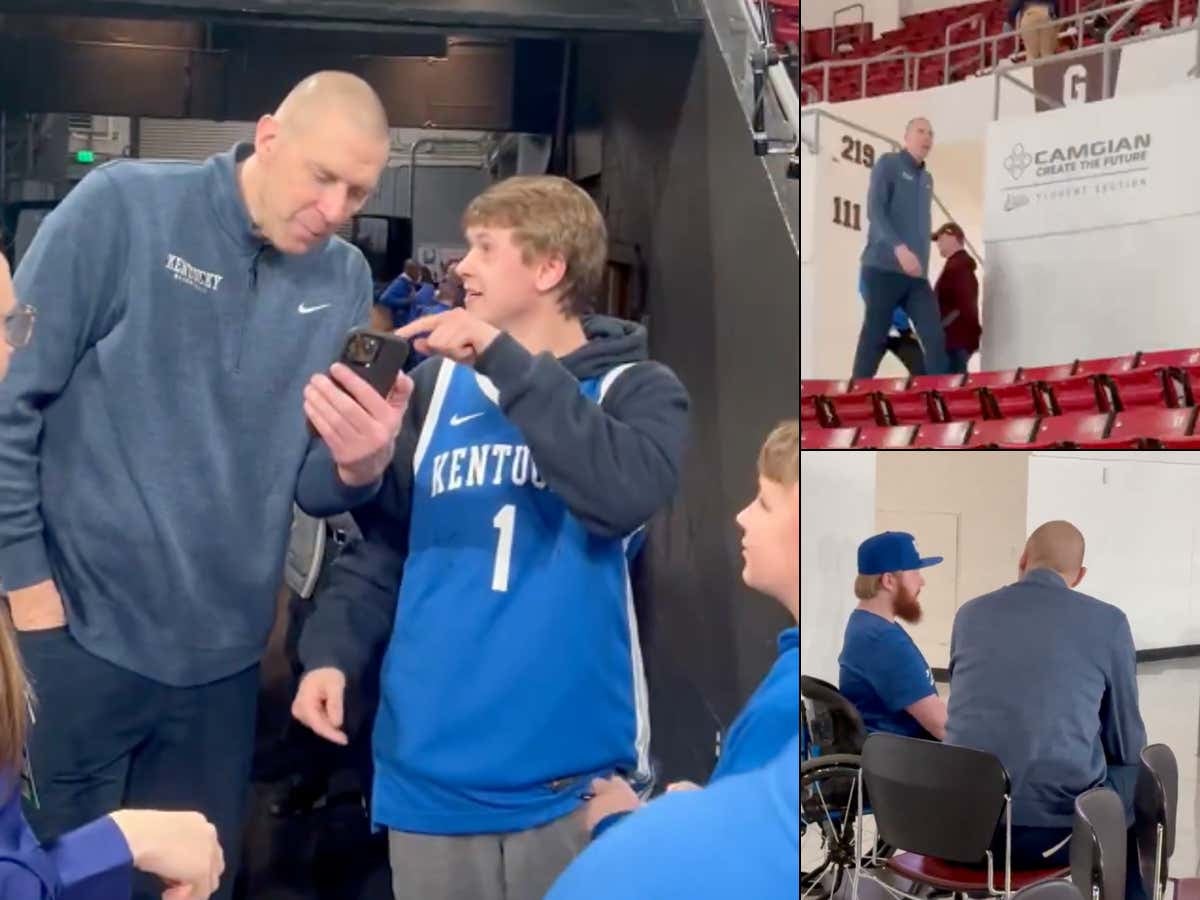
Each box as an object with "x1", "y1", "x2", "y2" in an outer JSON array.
[
  {"x1": 1021, "y1": 519, "x2": 1087, "y2": 586},
  {"x1": 240, "y1": 71, "x2": 391, "y2": 254},
  {"x1": 1, "y1": 71, "x2": 408, "y2": 900},
  {"x1": 903, "y1": 117, "x2": 934, "y2": 163},
  {"x1": 946, "y1": 521, "x2": 1148, "y2": 899}
]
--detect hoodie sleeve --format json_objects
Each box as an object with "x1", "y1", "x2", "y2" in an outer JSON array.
[
  {"x1": 474, "y1": 333, "x2": 690, "y2": 538},
  {"x1": 0, "y1": 167, "x2": 129, "y2": 592},
  {"x1": 295, "y1": 253, "x2": 382, "y2": 517},
  {"x1": 866, "y1": 155, "x2": 903, "y2": 251}
]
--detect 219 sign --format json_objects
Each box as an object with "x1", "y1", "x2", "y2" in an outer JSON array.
[{"x1": 840, "y1": 135, "x2": 875, "y2": 168}]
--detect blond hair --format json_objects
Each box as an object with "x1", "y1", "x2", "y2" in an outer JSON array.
[
  {"x1": 854, "y1": 574, "x2": 885, "y2": 600},
  {"x1": 0, "y1": 609, "x2": 27, "y2": 773},
  {"x1": 462, "y1": 176, "x2": 607, "y2": 317},
  {"x1": 758, "y1": 420, "x2": 799, "y2": 486}
]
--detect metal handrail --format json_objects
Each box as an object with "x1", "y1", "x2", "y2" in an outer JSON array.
[
  {"x1": 945, "y1": 13, "x2": 986, "y2": 85},
  {"x1": 801, "y1": 0, "x2": 1190, "y2": 104},
  {"x1": 1103, "y1": 0, "x2": 1147, "y2": 98},
  {"x1": 991, "y1": 12, "x2": 1200, "y2": 118},
  {"x1": 798, "y1": 107, "x2": 984, "y2": 266},
  {"x1": 832, "y1": 3, "x2": 866, "y2": 39}
]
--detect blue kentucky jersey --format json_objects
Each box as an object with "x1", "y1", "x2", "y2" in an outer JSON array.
[{"x1": 372, "y1": 359, "x2": 651, "y2": 835}]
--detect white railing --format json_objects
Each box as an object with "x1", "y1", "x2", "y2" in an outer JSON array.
[{"x1": 801, "y1": 0, "x2": 1198, "y2": 104}]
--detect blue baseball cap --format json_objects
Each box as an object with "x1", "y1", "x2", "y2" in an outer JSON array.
[{"x1": 857, "y1": 531, "x2": 944, "y2": 575}]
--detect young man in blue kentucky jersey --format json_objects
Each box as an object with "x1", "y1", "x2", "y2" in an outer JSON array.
[
  {"x1": 294, "y1": 175, "x2": 690, "y2": 900},
  {"x1": 545, "y1": 737, "x2": 800, "y2": 900},
  {"x1": 838, "y1": 531, "x2": 948, "y2": 741},
  {"x1": 577, "y1": 420, "x2": 799, "y2": 837}
]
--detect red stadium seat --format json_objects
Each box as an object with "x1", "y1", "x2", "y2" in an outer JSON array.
[
  {"x1": 826, "y1": 392, "x2": 887, "y2": 427},
  {"x1": 912, "y1": 421, "x2": 971, "y2": 448},
  {"x1": 1158, "y1": 436, "x2": 1200, "y2": 448},
  {"x1": 801, "y1": 379, "x2": 849, "y2": 397},
  {"x1": 1077, "y1": 407, "x2": 1197, "y2": 448},
  {"x1": 1074, "y1": 354, "x2": 1137, "y2": 376},
  {"x1": 1178, "y1": 366, "x2": 1200, "y2": 406},
  {"x1": 988, "y1": 382, "x2": 1048, "y2": 419},
  {"x1": 939, "y1": 386, "x2": 990, "y2": 421},
  {"x1": 855, "y1": 425, "x2": 918, "y2": 448},
  {"x1": 963, "y1": 369, "x2": 1019, "y2": 389},
  {"x1": 908, "y1": 374, "x2": 965, "y2": 391},
  {"x1": 1029, "y1": 412, "x2": 1112, "y2": 448},
  {"x1": 1106, "y1": 368, "x2": 1181, "y2": 410},
  {"x1": 1138, "y1": 348, "x2": 1200, "y2": 369},
  {"x1": 1043, "y1": 374, "x2": 1112, "y2": 415},
  {"x1": 965, "y1": 417, "x2": 1039, "y2": 447},
  {"x1": 849, "y1": 376, "x2": 910, "y2": 394},
  {"x1": 1018, "y1": 363, "x2": 1077, "y2": 383},
  {"x1": 800, "y1": 426, "x2": 858, "y2": 449},
  {"x1": 882, "y1": 390, "x2": 943, "y2": 425},
  {"x1": 801, "y1": 395, "x2": 826, "y2": 428}
]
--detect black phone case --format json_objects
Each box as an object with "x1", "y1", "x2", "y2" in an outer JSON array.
[{"x1": 339, "y1": 330, "x2": 411, "y2": 396}]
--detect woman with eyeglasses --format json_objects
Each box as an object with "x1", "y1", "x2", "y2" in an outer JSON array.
[{"x1": 0, "y1": 254, "x2": 224, "y2": 899}]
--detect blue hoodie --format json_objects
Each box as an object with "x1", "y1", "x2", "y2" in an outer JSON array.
[
  {"x1": 0, "y1": 144, "x2": 380, "y2": 687},
  {"x1": 710, "y1": 626, "x2": 799, "y2": 782},
  {"x1": 545, "y1": 738, "x2": 800, "y2": 900}
]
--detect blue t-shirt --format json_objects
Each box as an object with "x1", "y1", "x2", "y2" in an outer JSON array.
[
  {"x1": 839, "y1": 609, "x2": 937, "y2": 738},
  {"x1": 711, "y1": 626, "x2": 798, "y2": 782},
  {"x1": 546, "y1": 738, "x2": 800, "y2": 900}
]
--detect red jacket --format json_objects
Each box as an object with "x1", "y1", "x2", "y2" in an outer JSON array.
[{"x1": 934, "y1": 250, "x2": 982, "y2": 353}]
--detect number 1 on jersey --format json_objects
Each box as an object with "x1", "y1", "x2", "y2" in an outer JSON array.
[{"x1": 492, "y1": 504, "x2": 516, "y2": 592}]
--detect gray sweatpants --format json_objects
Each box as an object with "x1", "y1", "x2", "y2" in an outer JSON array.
[{"x1": 389, "y1": 806, "x2": 590, "y2": 900}]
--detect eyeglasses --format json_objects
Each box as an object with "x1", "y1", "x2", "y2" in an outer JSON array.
[{"x1": 4, "y1": 305, "x2": 35, "y2": 349}]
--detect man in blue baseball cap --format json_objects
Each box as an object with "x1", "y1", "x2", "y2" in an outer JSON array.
[{"x1": 838, "y1": 531, "x2": 948, "y2": 740}]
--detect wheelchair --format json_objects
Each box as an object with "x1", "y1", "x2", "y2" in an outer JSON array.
[{"x1": 802, "y1": 674, "x2": 890, "y2": 898}]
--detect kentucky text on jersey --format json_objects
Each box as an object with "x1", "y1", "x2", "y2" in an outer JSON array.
[{"x1": 430, "y1": 443, "x2": 547, "y2": 496}]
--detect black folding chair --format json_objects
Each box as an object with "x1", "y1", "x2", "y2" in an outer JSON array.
[
  {"x1": 1071, "y1": 787, "x2": 1126, "y2": 900},
  {"x1": 856, "y1": 733, "x2": 1068, "y2": 898},
  {"x1": 1134, "y1": 743, "x2": 1199, "y2": 900}
]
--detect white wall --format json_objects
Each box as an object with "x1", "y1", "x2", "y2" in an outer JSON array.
[
  {"x1": 800, "y1": 451, "x2": 877, "y2": 682},
  {"x1": 1027, "y1": 451, "x2": 1200, "y2": 651}
]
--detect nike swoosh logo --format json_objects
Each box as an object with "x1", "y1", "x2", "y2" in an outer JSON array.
[
  {"x1": 449, "y1": 412, "x2": 485, "y2": 426},
  {"x1": 298, "y1": 302, "x2": 332, "y2": 315}
]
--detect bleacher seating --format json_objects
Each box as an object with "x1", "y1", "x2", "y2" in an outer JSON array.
[
  {"x1": 800, "y1": 349, "x2": 1200, "y2": 449},
  {"x1": 800, "y1": 0, "x2": 1199, "y2": 104}
]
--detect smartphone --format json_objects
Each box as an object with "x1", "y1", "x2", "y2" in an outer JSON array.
[{"x1": 337, "y1": 329, "x2": 410, "y2": 396}]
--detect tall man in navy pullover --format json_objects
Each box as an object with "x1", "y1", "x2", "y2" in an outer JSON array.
[
  {"x1": 0, "y1": 72, "x2": 408, "y2": 900},
  {"x1": 946, "y1": 520, "x2": 1147, "y2": 898},
  {"x1": 853, "y1": 117, "x2": 950, "y2": 378}
]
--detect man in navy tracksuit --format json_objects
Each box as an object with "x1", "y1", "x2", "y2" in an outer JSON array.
[
  {"x1": 853, "y1": 117, "x2": 949, "y2": 379},
  {"x1": 0, "y1": 72, "x2": 407, "y2": 900},
  {"x1": 294, "y1": 176, "x2": 690, "y2": 900}
]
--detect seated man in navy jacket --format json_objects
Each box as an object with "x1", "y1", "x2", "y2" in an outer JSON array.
[
  {"x1": 946, "y1": 520, "x2": 1147, "y2": 898},
  {"x1": 839, "y1": 532, "x2": 948, "y2": 741}
]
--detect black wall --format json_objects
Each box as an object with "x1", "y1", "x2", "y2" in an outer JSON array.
[{"x1": 577, "y1": 25, "x2": 799, "y2": 781}]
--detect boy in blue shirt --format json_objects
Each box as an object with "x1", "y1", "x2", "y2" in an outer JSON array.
[
  {"x1": 839, "y1": 531, "x2": 948, "y2": 740},
  {"x1": 545, "y1": 737, "x2": 800, "y2": 900},
  {"x1": 579, "y1": 419, "x2": 799, "y2": 832}
]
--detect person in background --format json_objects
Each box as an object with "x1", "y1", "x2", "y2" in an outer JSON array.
[
  {"x1": 839, "y1": 531, "x2": 948, "y2": 741},
  {"x1": 579, "y1": 420, "x2": 799, "y2": 836},
  {"x1": 1009, "y1": 0, "x2": 1060, "y2": 60},
  {"x1": 946, "y1": 520, "x2": 1147, "y2": 899},
  {"x1": 931, "y1": 223, "x2": 981, "y2": 375},
  {"x1": 853, "y1": 117, "x2": 948, "y2": 379},
  {"x1": 0, "y1": 249, "x2": 225, "y2": 900},
  {"x1": 401, "y1": 265, "x2": 463, "y2": 371},
  {"x1": 377, "y1": 259, "x2": 425, "y2": 329}
]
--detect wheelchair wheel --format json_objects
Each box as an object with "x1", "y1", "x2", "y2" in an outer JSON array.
[{"x1": 801, "y1": 754, "x2": 890, "y2": 898}]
